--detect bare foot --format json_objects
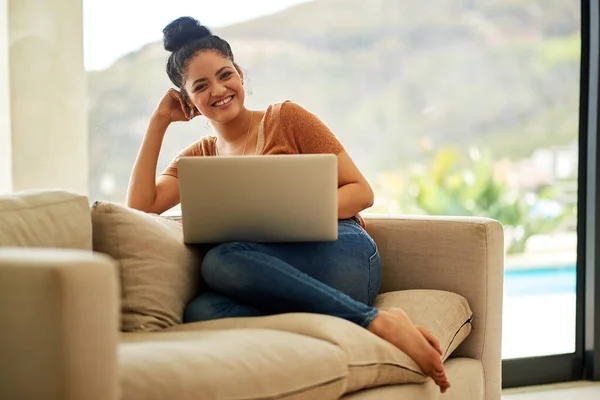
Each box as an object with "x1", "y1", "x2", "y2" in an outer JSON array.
[
  {"x1": 416, "y1": 325, "x2": 443, "y2": 356},
  {"x1": 368, "y1": 308, "x2": 451, "y2": 393}
]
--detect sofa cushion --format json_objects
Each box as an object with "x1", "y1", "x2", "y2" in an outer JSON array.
[
  {"x1": 164, "y1": 290, "x2": 472, "y2": 394},
  {"x1": 373, "y1": 290, "x2": 473, "y2": 360},
  {"x1": 340, "y1": 358, "x2": 483, "y2": 400},
  {"x1": 0, "y1": 189, "x2": 92, "y2": 249},
  {"x1": 91, "y1": 201, "x2": 202, "y2": 332},
  {"x1": 165, "y1": 313, "x2": 425, "y2": 392},
  {"x1": 119, "y1": 329, "x2": 347, "y2": 400}
]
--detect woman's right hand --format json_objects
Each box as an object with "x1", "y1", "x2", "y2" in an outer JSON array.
[{"x1": 153, "y1": 88, "x2": 200, "y2": 123}]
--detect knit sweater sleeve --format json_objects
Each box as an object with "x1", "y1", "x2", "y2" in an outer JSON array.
[
  {"x1": 279, "y1": 101, "x2": 345, "y2": 155},
  {"x1": 160, "y1": 139, "x2": 205, "y2": 179}
]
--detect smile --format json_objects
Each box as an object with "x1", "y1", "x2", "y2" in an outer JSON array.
[{"x1": 212, "y1": 95, "x2": 234, "y2": 107}]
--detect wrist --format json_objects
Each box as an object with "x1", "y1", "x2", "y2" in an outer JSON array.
[{"x1": 149, "y1": 114, "x2": 171, "y2": 133}]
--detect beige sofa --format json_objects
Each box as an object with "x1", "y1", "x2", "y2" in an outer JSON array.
[{"x1": 0, "y1": 190, "x2": 504, "y2": 400}]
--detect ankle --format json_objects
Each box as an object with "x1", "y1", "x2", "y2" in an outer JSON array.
[{"x1": 367, "y1": 310, "x2": 392, "y2": 337}]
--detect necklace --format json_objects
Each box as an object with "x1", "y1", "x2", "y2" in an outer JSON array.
[{"x1": 215, "y1": 112, "x2": 254, "y2": 156}]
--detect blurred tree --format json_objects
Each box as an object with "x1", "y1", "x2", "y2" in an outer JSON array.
[{"x1": 404, "y1": 147, "x2": 574, "y2": 253}]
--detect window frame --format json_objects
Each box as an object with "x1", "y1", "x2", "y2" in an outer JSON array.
[{"x1": 502, "y1": 0, "x2": 600, "y2": 387}]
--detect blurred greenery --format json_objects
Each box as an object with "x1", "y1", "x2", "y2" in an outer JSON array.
[{"x1": 400, "y1": 147, "x2": 575, "y2": 253}]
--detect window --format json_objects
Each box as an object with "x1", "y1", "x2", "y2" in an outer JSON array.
[{"x1": 84, "y1": 0, "x2": 583, "y2": 383}]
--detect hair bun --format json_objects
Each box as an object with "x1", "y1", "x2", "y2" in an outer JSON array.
[{"x1": 163, "y1": 16, "x2": 212, "y2": 52}]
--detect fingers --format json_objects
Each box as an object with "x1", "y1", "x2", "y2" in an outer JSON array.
[
  {"x1": 168, "y1": 88, "x2": 184, "y2": 104},
  {"x1": 167, "y1": 88, "x2": 190, "y2": 120},
  {"x1": 176, "y1": 93, "x2": 190, "y2": 119},
  {"x1": 165, "y1": 88, "x2": 201, "y2": 121}
]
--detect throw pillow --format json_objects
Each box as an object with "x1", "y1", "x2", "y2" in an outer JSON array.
[
  {"x1": 91, "y1": 201, "x2": 203, "y2": 332},
  {"x1": 374, "y1": 289, "x2": 473, "y2": 360}
]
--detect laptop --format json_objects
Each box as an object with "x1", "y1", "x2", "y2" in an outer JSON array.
[{"x1": 177, "y1": 154, "x2": 338, "y2": 244}]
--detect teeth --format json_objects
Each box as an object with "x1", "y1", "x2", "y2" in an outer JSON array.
[{"x1": 214, "y1": 96, "x2": 233, "y2": 107}]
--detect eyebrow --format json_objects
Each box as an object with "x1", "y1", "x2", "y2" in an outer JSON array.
[{"x1": 191, "y1": 66, "x2": 232, "y2": 86}]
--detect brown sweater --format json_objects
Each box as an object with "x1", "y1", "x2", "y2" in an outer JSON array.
[{"x1": 162, "y1": 100, "x2": 345, "y2": 177}]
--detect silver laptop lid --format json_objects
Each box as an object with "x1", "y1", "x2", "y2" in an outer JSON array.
[{"x1": 178, "y1": 154, "x2": 338, "y2": 244}]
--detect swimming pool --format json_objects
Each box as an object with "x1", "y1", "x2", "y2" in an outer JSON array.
[
  {"x1": 503, "y1": 265, "x2": 577, "y2": 358},
  {"x1": 504, "y1": 265, "x2": 576, "y2": 297}
]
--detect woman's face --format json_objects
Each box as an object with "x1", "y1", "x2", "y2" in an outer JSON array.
[{"x1": 183, "y1": 50, "x2": 245, "y2": 123}]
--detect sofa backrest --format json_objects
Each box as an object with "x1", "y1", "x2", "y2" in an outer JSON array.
[{"x1": 0, "y1": 189, "x2": 92, "y2": 250}]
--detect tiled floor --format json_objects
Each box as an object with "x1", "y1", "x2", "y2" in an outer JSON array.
[{"x1": 502, "y1": 381, "x2": 600, "y2": 399}]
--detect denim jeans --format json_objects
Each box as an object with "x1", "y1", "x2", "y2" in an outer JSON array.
[{"x1": 184, "y1": 218, "x2": 382, "y2": 328}]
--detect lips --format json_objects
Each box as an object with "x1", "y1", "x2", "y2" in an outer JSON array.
[{"x1": 212, "y1": 95, "x2": 234, "y2": 107}]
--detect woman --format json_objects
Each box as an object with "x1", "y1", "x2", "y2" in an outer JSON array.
[{"x1": 127, "y1": 16, "x2": 450, "y2": 392}]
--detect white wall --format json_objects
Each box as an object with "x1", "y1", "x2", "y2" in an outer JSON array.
[
  {"x1": 0, "y1": 0, "x2": 12, "y2": 194},
  {"x1": 1, "y1": 0, "x2": 87, "y2": 195}
]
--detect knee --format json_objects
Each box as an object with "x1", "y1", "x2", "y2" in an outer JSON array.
[
  {"x1": 183, "y1": 293, "x2": 228, "y2": 323},
  {"x1": 201, "y1": 242, "x2": 251, "y2": 285}
]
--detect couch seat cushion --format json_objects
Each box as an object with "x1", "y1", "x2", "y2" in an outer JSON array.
[
  {"x1": 164, "y1": 290, "x2": 472, "y2": 394},
  {"x1": 340, "y1": 358, "x2": 484, "y2": 400},
  {"x1": 0, "y1": 190, "x2": 92, "y2": 249},
  {"x1": 119, "y1": 329, "x2": 347, "y2": 400},
  {"x1": 91, "y1": 201, "x2": 202, "y2": 332}
]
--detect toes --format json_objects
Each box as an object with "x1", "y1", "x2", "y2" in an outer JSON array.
[
  {"x1": 435, "y1": 377, "x2": 451, "y2": 393},
  {"x1": 443, "y1": 381, "x2": 451, "y2": 393},
  {"x1": 431, "y1": 370, "x2": 450, "y2": 393},
  {"x1": 441, "y1": 378, "x2": 451, "y2": 391},
  {"x1": 432, "y1": 372, "x2": 444, "y2": 381},
  {"x1": 431, "y1": 358, "x2": 445, "y2": 374}
]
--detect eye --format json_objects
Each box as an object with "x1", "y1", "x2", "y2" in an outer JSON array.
[
  {"x1": 220, "y1": 71, "x2": 233, "y2": 80},
  {"x1": 194, "y1": 84, "x2": 207, "y2": 92}
]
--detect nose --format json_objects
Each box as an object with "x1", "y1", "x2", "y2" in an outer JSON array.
[{"x1": 211, "y1": 81, "x2": 227, "y2": 97}]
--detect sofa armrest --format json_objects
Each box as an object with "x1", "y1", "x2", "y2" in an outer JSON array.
[
  {"x1": 365, "y1": 215, "x2": 504, "y2": 399},
  {"x1": 0, "y1": 248, "x2": 119, "y2": 400}
]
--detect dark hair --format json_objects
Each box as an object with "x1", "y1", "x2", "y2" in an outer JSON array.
[{"x1": 163, "y1": 16, "x2": 236, "y2": 90}]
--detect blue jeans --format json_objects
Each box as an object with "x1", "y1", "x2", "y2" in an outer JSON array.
[{"x1": 184, "y1": 218, "x2": 382, "y2": 328}]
